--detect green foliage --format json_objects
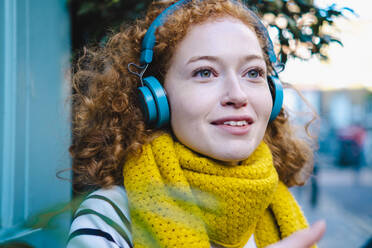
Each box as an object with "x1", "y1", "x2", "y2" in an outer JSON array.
[
  {"x1": 245, "y1": 0, "x2": 354, "y2": 63},
  {"x1": 69, "y1": 0, "x2": 152, "y2": 52},
  {"x1": 69, "y1": 0, "x2": 354, "y2": 63}
]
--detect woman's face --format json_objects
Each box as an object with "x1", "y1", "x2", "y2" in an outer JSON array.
[{"x1": 164, "y1": 17, "x2": 273, "y2": 164}]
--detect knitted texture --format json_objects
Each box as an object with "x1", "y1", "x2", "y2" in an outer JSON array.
[{"x1": 123, "y1": 133, "x2": 310, "y2": 248}]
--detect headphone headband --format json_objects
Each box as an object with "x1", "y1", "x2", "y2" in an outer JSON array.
[
  {"x1": 140, "y1": 0, "x2": 279, "y2": 66},
  {"x1": 140, "y1": 0, "x2": 192, "y2": 64},
  {"x1": 135, "y1": 0, "x2": 284, "y2": 127}
]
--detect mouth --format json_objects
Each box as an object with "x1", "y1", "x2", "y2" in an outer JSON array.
[
  {"x1": 211, "y1": 116, "x2": 254, "y2": 127},
  {"x1": 210, "y1": 116, "x2": 254, "y2": 135}
]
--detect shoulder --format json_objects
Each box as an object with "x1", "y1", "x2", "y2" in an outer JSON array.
[{"x1": 67, "y1": 186, "x2": 133, "y2": 248}]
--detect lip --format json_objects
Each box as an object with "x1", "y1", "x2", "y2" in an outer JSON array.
[
  {"x1": 210, "y1": 115, "x2": 254, "y2": 135},
  {"x1": 211, "y1": 115, "x2": 254, "y2": 125}
]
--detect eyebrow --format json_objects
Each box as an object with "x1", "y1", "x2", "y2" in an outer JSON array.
[{"x1": 186, "y1": 54, "x2": 265, "y2": 65}]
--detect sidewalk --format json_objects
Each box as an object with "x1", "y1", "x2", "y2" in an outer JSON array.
[{"x1": 291, "y1": 167, "x2": 372, "y2": 248}]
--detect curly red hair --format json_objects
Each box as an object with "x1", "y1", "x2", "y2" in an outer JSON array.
[{"x1": 70, "y1": 0, "x2": 315, "y2": 192}]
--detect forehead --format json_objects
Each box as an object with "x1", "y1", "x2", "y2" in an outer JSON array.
[{"x1": 172, "y1": 17, "x2": 264, "y2": 61}]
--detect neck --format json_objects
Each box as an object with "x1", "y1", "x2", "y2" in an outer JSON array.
[
  {"x1": 222, "y1": 160, "x2": 242, "y2": 166},
  {"x1": 211, "y1": 158, "x2": 243, "y2": 166}
]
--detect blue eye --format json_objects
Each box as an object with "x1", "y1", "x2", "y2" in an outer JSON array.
[
  {"x1": 245, "y1": 69, "x2": 261, "y2": 79},
  {"x1": 193, "y1": 68, "x2": 214, "y2": 78}
]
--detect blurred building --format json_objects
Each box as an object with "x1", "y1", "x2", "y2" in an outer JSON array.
[
  {"x1": 281, "y1": 0, "x2": 372, "y2": 167},
  {"x1": 0, "y1": 0, "x2": 71, "y2": 247}
]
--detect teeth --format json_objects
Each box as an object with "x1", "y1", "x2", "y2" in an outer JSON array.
[{"x1": 223, "y1": 120, "x2": 248, "y2": 126}]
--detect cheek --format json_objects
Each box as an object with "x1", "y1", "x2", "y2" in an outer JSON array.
[
  {"x1": 169, "y1": 93, "x2": 206, "y2": 127},
  {"x1": 168, "y1": 95, "x2": 204, "y2": 148},
  {"x1": 252, "y1": 88, "x2": 273, "y2": 119},
  {"x1": 167, "y1": 84, "x2": 213, "y2": 123}
]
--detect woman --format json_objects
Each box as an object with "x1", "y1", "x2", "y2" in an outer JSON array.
[{"x1": 67, "y1": 0, "x2": 325, "y2": 247}]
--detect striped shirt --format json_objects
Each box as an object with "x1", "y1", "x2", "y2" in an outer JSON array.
[
  {"x1": 67, "y1": 186, "x2": 133, "y2": 248},
  {"x1": 66, "y1": 186, "x2": 257, "y2": 248}
]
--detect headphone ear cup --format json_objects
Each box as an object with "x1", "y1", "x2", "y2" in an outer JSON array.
[
  {"x1": 138, "y1": 86, "x2": 157, "y2": 124},
  {"x1": 141, "y1": 76, "x2": 170, "y2": 128},
  {"x1": 267, "y1": 75, "x2": 284, "y2": 122}
]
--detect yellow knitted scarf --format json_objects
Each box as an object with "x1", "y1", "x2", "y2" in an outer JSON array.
[{"x1": 123, "y1": 133, "x2": 310, "y2": 248}]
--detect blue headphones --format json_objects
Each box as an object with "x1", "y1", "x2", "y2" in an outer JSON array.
[{"x1": 128, "y1": 0, "x2": 283, "y2": 128}]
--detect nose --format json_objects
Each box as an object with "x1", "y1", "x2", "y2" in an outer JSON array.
[{"x1": 220, "y1": 74, "x2": 248, "y2": 108}]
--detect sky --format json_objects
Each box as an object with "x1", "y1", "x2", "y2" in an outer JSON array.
[{"x1": 279, "y1": 0, "x2": 372, "y2": 90}]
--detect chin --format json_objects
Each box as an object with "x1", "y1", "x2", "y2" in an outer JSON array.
[
  {"x1": 214, "y1": 138, "x2": 263, "y2": 161},
  {"x1": 210, "y1": 149, "x2": 255, "y2": 164}
]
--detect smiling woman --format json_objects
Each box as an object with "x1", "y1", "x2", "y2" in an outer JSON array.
[
  {"x1": 67, "y1": 1, "x2": 323, "y2": 248},
  {"x1": 165, "y1": 18, "x2": 273, "y2": 163}
]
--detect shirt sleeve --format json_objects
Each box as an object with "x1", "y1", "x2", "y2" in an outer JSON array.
[{"x1": 66, "y1": 186, "x2": 133, "y2": 248}]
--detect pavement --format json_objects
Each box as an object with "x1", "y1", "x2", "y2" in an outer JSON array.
[{"x1": 291, "y1": 166, "x2": 372, "y2": 248}]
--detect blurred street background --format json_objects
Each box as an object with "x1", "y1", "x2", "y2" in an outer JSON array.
[
  {"x1": 292, "y1": 157, "x2": 372, "y2": 247},
  {"x1": 0, "y1": 0, "x2": 371, "y2": 247},
  {"x1": 284, "y1": 1, "x2": 372, "y2": 247}
]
